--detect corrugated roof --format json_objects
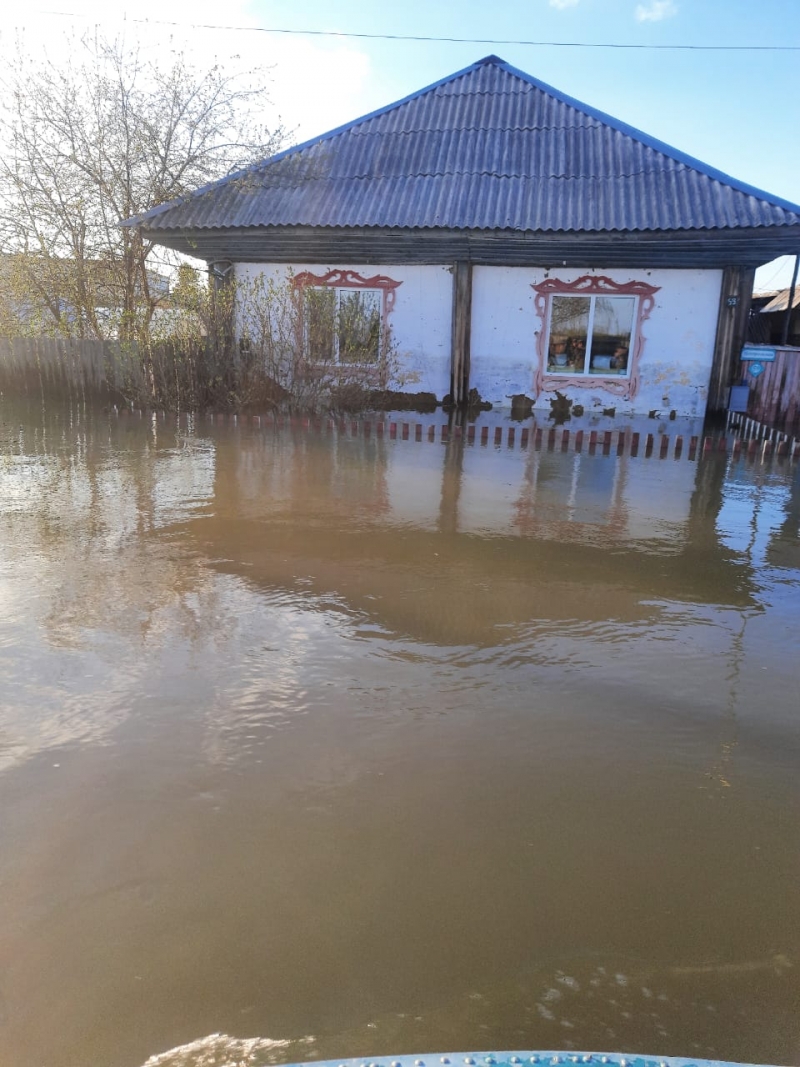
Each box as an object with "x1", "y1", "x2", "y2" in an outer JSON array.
[{"x1": 127, "y1": 55, "x2": 800, "y2": 235}]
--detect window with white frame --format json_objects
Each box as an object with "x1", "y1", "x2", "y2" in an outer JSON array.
[
  {"x1": 546, "y1": 293, "x2": 637, "y2": 377},
  {"x1": 304, "y1": 286, "x2": 383, "y2": 364},
  {"x1": 532, "y1": 275, "x2": 660, "y2": 401}
]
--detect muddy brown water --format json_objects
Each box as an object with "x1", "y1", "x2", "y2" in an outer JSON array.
[{"x1": 0, "y1": 400, "x2": 799, "y2": 1067}]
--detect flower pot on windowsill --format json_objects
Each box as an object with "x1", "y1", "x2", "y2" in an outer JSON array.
[{"x1": 551, "y1": 342, "x2": 568, "y2": 367}]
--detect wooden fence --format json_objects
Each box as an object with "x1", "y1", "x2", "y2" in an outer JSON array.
[
  {"x1": 740, "y1": 346, "x2": 800, "y2": 433},
  {"x1": 0, "y1": 336, "x2": 143, "y2": 399},
  {"x1": 3, "y1": 336, "x2": 800, "y2": 462},
  {"x1": 118, "y1": 409, "x2": 800, "y2": 463}
]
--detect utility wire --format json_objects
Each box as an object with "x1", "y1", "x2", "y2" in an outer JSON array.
[
  {"x1": 755, "y1": 258, "x2": 794, "y2": 291},
  {"x1": 27, "y1": 13, "x2": 800, "y2": 51}
]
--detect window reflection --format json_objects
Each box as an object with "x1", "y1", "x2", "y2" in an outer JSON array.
[
  {"x1": 590, "y1": 297, "x2": 634, "y2": 375},
  {"x1": 305, "y1": 288, "x2": 337, "y2": 362},
  {"x1": 548, "y1": 296, "x2": 590, "y2": 372},
  {"x1": 547, "y1": 294, "x2": 636, "y2": 377},
  {"x1": 305, "y1": 287, "x2": 382, "y2": 364},
  {"x1": 337, "y1": 290, "x2": 382, "y2": 364}
]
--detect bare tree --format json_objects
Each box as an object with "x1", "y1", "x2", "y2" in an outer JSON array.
[{"x1": 0, "y1": 32, "x2": 285, "y2": 340}]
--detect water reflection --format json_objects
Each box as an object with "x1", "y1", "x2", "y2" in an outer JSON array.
[{"x1": 0, "y1": 400, "x2": 799, "y2": 1067}]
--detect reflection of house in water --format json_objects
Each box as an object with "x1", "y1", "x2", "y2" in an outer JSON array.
[
  {"x1": 511, "y1": 448, "x2": 629, "y2": 544},
  {"x1": 196, "y1": 428, "x2": 762, "y2": 647},
  {"x1": 212, "y1": 425, "x2": 392, "y2": 523},
  {"x1": 766, "y1": 484, "x2": 800, "y2": 570},
  {"x1": 715, "y1": 462, "x2": 800, "y2": 573}
]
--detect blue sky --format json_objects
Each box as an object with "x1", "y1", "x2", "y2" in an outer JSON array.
[{"x1": 2, "y1": 0, "x2": 799, "y2": 287}]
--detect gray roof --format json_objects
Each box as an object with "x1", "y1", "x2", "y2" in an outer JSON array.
[{"x1": 128, "y1": 55, "x2": 800, "y2": 236}]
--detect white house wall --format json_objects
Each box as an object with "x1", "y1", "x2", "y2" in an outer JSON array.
[
  {"x1": 234, "y1": 262, "x2": 453, "y2": 397},
  {"x1": 470, "y1": 266, "x2": 723, "y2": 418},
  {"x1": 234, "y1": 262, "x2": 723, "y2": 418}
]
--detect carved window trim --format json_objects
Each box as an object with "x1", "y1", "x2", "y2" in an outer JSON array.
[
  {"x1": 291, "y1": 269, "x2": 402, "y2": 372},
  {"x1": 531, "y1": 274, "x2": 660, "y2": 401},
  {"x1": 293, "y1": 269, "x2": 401, "y2": 315}
]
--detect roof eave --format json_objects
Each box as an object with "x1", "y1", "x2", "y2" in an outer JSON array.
[{"x1": 141, "y1": 223, "x2": 800, "y2": 271}]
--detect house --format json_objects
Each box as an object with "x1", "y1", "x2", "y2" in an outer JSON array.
[
  {"x1": 123, "y1": 56, "x2": 800, "y2": 418},
  {"x1": 0, "y1": 253, "x2": 170, "y2": 338},
  {"x1": 756, "y1": 287, "x2": 800, "y2": 347}
]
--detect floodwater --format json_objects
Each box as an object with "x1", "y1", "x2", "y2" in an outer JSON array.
[{"x1": 1, "y1": 400, "x2": 799, "y2": 1067}]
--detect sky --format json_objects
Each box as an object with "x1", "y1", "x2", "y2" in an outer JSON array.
[{"x1": 1, "y1": 0, "x2": 799, "y2": 289}]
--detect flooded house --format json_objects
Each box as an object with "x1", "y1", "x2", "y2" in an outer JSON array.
[{"x1": 125, "y1": 55, "x2": 800, "y2": 419}]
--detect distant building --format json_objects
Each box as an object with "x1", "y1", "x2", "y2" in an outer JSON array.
[
  {"x1": 0, "y1": 253, "x2": 170, "y2": 338},
  {"x1": 753, "y1": 288, "x2": 800, "y2": 347},
  {"x1": 124, "y1": 56, "x2": 800, "y2": 417}
]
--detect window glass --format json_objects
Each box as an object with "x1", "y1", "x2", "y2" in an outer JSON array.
[
  {"x1": 547, "y1": 294, "x2": 636, "y2": 377},
  {"x1": 305, "y1": 288, "x2": 336, "y2": 361},
  {"x1": 548, "y1": 296, "x2": 590, "y2": 373},
  {"x1": 338, "y1": 289, "x2": 381, "y2": 364},
  {"x1": 589, "y1": 296, "x2": 635, "y2": 375},
  {"x1": 305, "y1": 287, "x2": 382, "y2": 363}
]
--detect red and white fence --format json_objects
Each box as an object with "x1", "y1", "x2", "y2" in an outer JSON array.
[{"x1": 115, "y1": 409, "x2": 800, "y2": 462}]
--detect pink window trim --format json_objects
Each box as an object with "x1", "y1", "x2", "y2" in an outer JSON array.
[
  {"x1": 290, "y1": 269, "x2": 402, "y2": 384},
  {"x1": 292, "y1": 269, "x2": 402, "y2": 318},
  {"x1": 531, "y1": 274, "x2": 660, "y2": 401}
]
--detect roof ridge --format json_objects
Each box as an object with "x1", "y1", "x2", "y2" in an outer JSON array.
[
  {"x1": 343, "y1": 123, "x2": 608, "y2": 136},
  {"x1": 302, "y1": 170, "x2": 730, "y2": 181}
]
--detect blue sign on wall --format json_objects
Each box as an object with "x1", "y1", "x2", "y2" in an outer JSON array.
[
  {"x1": 742, "y1": 345, "x2": 776, "y2": 362},
  {"x1": 748, "y1": 362, "x2": 765, "y2": 378}
]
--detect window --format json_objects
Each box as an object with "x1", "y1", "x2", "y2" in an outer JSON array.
[
  {"x1": 532, "y1": 275, "x2": 660, "y2": 401},
  {"x1": 304, "y1": 286, "x2": 382, "y2": 364},
  {"x1": 547, "y1": 294, "x2": 636, "y2": 377},
  {"x1": 292, "y1": 269, "x2": 402, "y2": 369}
]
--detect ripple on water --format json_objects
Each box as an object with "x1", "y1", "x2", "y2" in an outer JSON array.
[{"x1": 142, "y1": 1034, "x2": 300, "y2": 1067}]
